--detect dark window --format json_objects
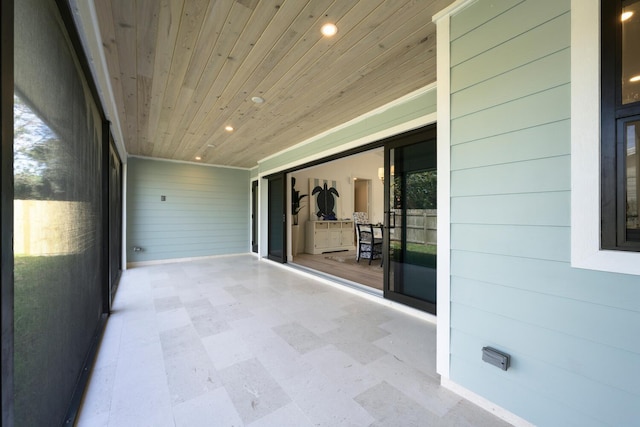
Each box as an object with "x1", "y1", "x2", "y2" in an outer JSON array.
[{"x1": 601, "y1": 0, "x2": 640, "y2": 250}]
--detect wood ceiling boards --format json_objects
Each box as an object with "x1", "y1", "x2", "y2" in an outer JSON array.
[{"x1": 94, "y1": 0, "x2": 453, "y2": 168}]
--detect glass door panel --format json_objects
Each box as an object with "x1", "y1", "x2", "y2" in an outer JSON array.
[
  {"x1": 385, "y1": 130, "x2": 437, "y2": 314},
  {"x1": 267, "y1": 174, "x2": 286, "y2": 262}
]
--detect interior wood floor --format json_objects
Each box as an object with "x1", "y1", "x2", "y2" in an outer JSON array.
[{"x1": 292, "y1": 250, "x2": 383, "y2": 291}]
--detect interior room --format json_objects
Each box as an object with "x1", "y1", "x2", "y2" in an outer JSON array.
[{"x1": 289, "y1": 148, "x2": 385, "y2": 291}]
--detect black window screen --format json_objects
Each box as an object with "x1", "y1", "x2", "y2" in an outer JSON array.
[
  {"x1": 109, "y1": 140, "x2": 122, "y2": 303},
  {"x1": 14, "y1": 0, "x2": 105, "y2": 424}
]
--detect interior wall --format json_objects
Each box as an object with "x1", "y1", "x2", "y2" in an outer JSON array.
[
  {"x1": 354, "y1": 180, "x2": 370, "y2": 214},
  {"x1": 289, "y1": 150, "x2": 384, "y2": 256}
]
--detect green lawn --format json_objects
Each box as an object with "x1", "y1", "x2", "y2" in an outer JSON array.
[{"x1": 389, "y1": 241, "x2": 437, "y2": 267}]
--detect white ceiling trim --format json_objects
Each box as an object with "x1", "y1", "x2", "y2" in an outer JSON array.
[
  {"x1": 69, "y1": 0, "x2": 127, "y2": 162},
  {"x1": 128, "y1": 154, "x2": 251, "y2": 171}
]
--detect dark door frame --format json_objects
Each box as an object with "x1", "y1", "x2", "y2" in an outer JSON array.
[
  {"x1": 383, "y1": 124, "x2": 437, "y2": 314},
  {"x1": 251, "y1": 180, "x2": 258, "y2": 253},
  {"x1": 266, "y1": 173, "x2": 286, "y2": 263}
]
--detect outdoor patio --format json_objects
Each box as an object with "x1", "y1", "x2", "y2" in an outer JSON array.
[{"x1": 76, "y1": 255, "x2": 510, "y2": 426}]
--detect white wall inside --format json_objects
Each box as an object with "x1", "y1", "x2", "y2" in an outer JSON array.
[{"x1": 289, "y1": 148, "x2": 384, "y2": 257}]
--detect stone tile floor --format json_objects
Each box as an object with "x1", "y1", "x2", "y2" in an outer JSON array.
[{"x1": 77, "y1": 255, "x2": 511, "y2": 426}]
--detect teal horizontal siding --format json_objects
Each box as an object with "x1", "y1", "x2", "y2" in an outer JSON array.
[
  {"x1": 451, "y1": 191, "x2": 570, "y2": 226},
  {"x1": 451, "y1": 12, "x2": 570, "y2": 93},
  {"x1": 451, "y1": 308, "x2": 640, "y2": 398},
  {"x1": 451, "y1": 155, "x2": 570, "y2": 197},
  {"x1": 451, "y1": 224, "x2": 570, "y2": 262},
  {"x1": 451, "y1": 48, "x2": 570, "y2": 119},
  {"x1": 127, "y1": 157, "x2": 250, "y2": 262},
  {"x1": 451, "y1": 84, "x2": 570, "y2": 145},
  {"x1": 450, "y1": 0, "x2": 522, "y2": 41},
  {"x1": 451, "y1": 0, "x2": 569, "y2": 67},
  {"x1": 451, "y1": 250, "x2": 640, "y2": 311},
  {"x1": 452, "y1": 278, "x2": 640, "y2": 354},
  {"x1": 450, "y1": 333, "x2": 638, "y2": 426},
  {"x1": 451, "y1": 119, "x2": 570, "y2": 169},
  {"x1": 258, "y1": 89, "x2": 436, "y2": 173},
  {"x1": 447, "y1": 1, "x2": 639, "y2": 424}
]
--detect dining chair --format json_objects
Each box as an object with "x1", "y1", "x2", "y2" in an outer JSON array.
[
  {"x1": 352, "y1": 212, "x2": 368, "y2": 259},
  {"x1": 356, "y1": 223, "x2": 383, "y2": 265}
]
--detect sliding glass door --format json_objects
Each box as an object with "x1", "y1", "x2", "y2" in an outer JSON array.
[
  {"x1": 384, "y1": 126, "x2": 437, "y2": 314},
  {"x1": 267, "y1": 174, "x2": 286, "y2": 262}
]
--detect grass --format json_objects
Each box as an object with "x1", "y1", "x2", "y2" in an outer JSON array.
[
  {"x1": 13, "y1": 254, "x2": 100, "y2": 425},
  {"x1": 389, "y1": 241, "x2": 437, "y2": 267}
]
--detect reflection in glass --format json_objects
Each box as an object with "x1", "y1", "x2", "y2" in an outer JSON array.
[
  {"x1": 626, "y1": 120, "x2": 639, "y2": 239},
  {"x1": 622, "y1": 0, "x2": 640, "y2": 104},
  {"x1": 388, "y1": 139, "x2": 437, "y2": 311},
  {"x1": 14, "y1": 0, "x2": 105, "y2": 424}
]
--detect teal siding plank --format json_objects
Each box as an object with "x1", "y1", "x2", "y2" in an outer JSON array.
[
  {"x1": 450, "y1": 120, "x2": 570, "y2": 168},
  {"x1": 452, "y1": 312, "x2": 640, "y2": 426},
  {"x1": 451, "y1": 84, "x2": 570, "y2": 145},
  {"x1": 450, "y1": 155, "x2": 570, "y2": 197},
  {"x1": 450, "y1": 303, "x2": 640, "y2": 397},
  {"x1": 450, "y1": 357, "x2": 602, "y2": 427},
  {"x1": 447, "y1": 0, "x2": 640, "y2": 425},
  {"x1": 451, "y1": 191, "x2": 570, "y2": 226},
  {"x1": 450, "y1": 251, "x2": 640, "y2": 311},
  {"x1": 451, "y1": 0, "x2": 569, "y2": 66},
  {"x1": 450, "y1": 336, "x2": 637, "y2": 426},
  {"x1": 452, "y1": 48, "x2": 570, "y2": 119},
  {"x1": 259, "y1": 89, "x2": 436, "y2": 172},
  {"x1": 450, "y1": 0, "x2": 522, "y2": 41},
  {"x1": 451, "y1": 224, "x2": 570, "y2": 262},
  {"x1": 127, "y1": 157, "x2": 250, "y2": 262},
  {"x1": 451, "y1": 12, "x2": 570, "y2": 93},
  {"x1": 452, "y1": 277, "x2": 640, "y2": 354}
]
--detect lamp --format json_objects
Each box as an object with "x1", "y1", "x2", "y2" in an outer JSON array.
[{"x1": 378, "y1": 167, "x2": 384, "y2": 182}]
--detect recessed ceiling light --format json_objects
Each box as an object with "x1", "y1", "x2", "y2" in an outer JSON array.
[
  {"x1": 207, "y1": 144, "x2": 215, "y2": 148},
  {"x1": 251, "y1": 96, "x2": 264, "y2": 104},
  {"x1": 630, "y1": 75, "x2": 640, "y2": 82},
  {"x1": 225, "y1": 125, "x2": 234, "y2": 132},
  {"x1": 195, "y1": 156, "x2": 202, "y2": 161},
  {"x1": 622, "y1": 11, "x2": 634, "y2": 21},
  {"x1": 321, "y1": 23, "x2": 338, "y2": 37}
]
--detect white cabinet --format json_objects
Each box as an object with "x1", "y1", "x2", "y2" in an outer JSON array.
[{"x1": 305, "y1": 220, "x2": 355, "y2": 254}]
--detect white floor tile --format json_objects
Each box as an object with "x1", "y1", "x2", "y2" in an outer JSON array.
[{"x1": 77, "y1": 255, "x2": 513, "y2": 427}]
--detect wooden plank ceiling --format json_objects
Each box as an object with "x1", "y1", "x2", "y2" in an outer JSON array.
[{"x1": 95, "y1": 0, "x2": 453, "y2": 168}]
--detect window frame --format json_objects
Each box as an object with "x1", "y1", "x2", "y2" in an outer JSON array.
[
  {"x1": 600, "y1": 0, "x2": 640, "y2": 251},
  {"x1": 570, "y1": 0, "x2": 640, "y2": 275}
]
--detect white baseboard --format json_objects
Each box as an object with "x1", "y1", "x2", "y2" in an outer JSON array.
[
  {"x1": 126, "y1": 252, "x2": 249, "y2": 268},
  {"x1": 441, "y1": 377, "x2": 534, "y2": 427}
]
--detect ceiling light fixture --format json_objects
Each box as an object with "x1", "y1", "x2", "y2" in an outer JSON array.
[
  {"x1": 321, "y1": 23, "x2": 338, "y2": 37},
  {"x1": 251, "y1": 96, "x2": 264, "y2": 104},
  {"x1": 630, "y1": 75, "x2": 640, "y2": 82},
  {"x1": 195, "y1": 156, "x2": 202, "y2": 161},
  {"x1": 225, "y1": 125, "x2": 234, "y2": 132},
  {"x1": 622, "y1": 11, "x2": 634, "y2": 21}
]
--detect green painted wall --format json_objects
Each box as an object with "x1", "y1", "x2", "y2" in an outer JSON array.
[
  {"x1": 449, "y1": 1, "x2": 640, "y2": 425},
  {"x1": 258, "y1": 89, "x2": 436, "y2": 173},
  {"x1": 126, "y1": 157, "x2": 250, "y2": 263}
]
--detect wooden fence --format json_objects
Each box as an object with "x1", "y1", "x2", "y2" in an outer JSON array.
[{"x1": 390, "y1": 209, "x2": 436, "y2": 245}]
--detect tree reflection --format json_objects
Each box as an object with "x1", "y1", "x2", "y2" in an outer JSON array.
[{"x1": 14, "y1": 93, "x2": 65, "y2": 200}]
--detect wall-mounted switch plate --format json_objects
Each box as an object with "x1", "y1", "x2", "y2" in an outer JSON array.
[
  {"x1": 482, "y1": 346, "x2": 510, "y2": 371},
  {"x1": 161, "y1": 195, "x2": 166, "y2": 201}
]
